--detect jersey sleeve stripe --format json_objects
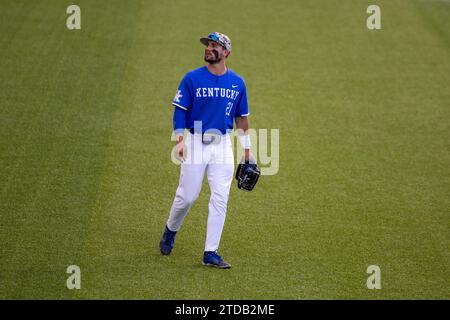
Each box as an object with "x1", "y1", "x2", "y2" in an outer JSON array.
[
  {"x1": 172, "y1": 102, "x2": 188, "y2": 110},
  {"x1": 237, "y1": 112, "x2": 250, "y2": 117}
]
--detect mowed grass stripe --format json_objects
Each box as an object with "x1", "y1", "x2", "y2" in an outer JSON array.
[
  {"x1": 0, "y1": 2, "x2": 78, "y2": 298},
  {"x1": 0, "y1": 0, "x2": 142, "y2": 298}
]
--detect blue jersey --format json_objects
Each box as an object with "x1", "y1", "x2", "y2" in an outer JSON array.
[{"x1": 172, "y1": 66, "x2": 249, "y2": 134}]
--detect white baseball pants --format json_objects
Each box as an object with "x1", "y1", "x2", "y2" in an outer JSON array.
[{"x1": 166, "y1": 132, "x2": 234, "y2": 252}]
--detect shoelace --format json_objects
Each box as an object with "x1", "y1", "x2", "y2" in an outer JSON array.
[
  {"x1": 206, "y1": 251, "x2": 222, "y2": 260},
  {"x1": 165, "y1": 231, "x2": 176, "y2": 244}
]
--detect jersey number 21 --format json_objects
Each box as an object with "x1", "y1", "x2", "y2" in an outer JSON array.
[{"x1": 226, "y1": 102, "x2": 233, "y2": 116}]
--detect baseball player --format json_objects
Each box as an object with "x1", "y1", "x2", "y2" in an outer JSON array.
[{"x1": 159, "y1": 32, "x2": 253, "y2": 269}]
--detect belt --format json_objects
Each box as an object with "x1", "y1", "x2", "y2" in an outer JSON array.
[{"x1": 189, "y1": 128, "x2": 222, "y2": 145}]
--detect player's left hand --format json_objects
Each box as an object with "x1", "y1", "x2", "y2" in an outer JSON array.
[{"x1": 243, "y1": 149, "x2": 251, "y2": 162}]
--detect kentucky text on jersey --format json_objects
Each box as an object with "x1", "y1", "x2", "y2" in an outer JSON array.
[
  {"x1": 172, "y1": 66, "x2": 249, "y2": 134},
  {"x1": 195, "y1": 88, "x2": 239, "y2": 100}
]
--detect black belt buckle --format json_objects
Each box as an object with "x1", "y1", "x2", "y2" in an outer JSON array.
[
  {"x1": 201, "y1": 133, "x2": 220, "y2": 145},
  {"x1": 189, "y1": 129, "x2": 220, "y2": 145}
]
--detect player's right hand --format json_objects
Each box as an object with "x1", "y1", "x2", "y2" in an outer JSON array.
[{"x1": 176, "y1": 140, "x2": 187, "y2": 162}]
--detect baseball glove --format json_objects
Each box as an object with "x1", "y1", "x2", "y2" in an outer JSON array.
[{"x1": 235, "y1": 159, "x2": 260, "y2": 191}]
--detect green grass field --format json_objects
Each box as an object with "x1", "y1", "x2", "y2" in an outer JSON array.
[{"x1": 1, "y1": 0, "x2": 449, "y2": 299}]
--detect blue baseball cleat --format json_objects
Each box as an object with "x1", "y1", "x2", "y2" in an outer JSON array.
[
  {"x1": 202, "y1": 251, "x2": 231, "y2": 269},
  {"x1": 159, "y1": 225, "x2": 177, "y2": 255}
]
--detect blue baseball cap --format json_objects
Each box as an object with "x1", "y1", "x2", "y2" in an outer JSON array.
[{"x1": 200, "y1": 32, "x2": 232, "y2": 52}]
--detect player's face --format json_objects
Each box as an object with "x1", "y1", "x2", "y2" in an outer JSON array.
[{"x1": 204, "y1": 41, "x2": 227, "y2": 64}]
